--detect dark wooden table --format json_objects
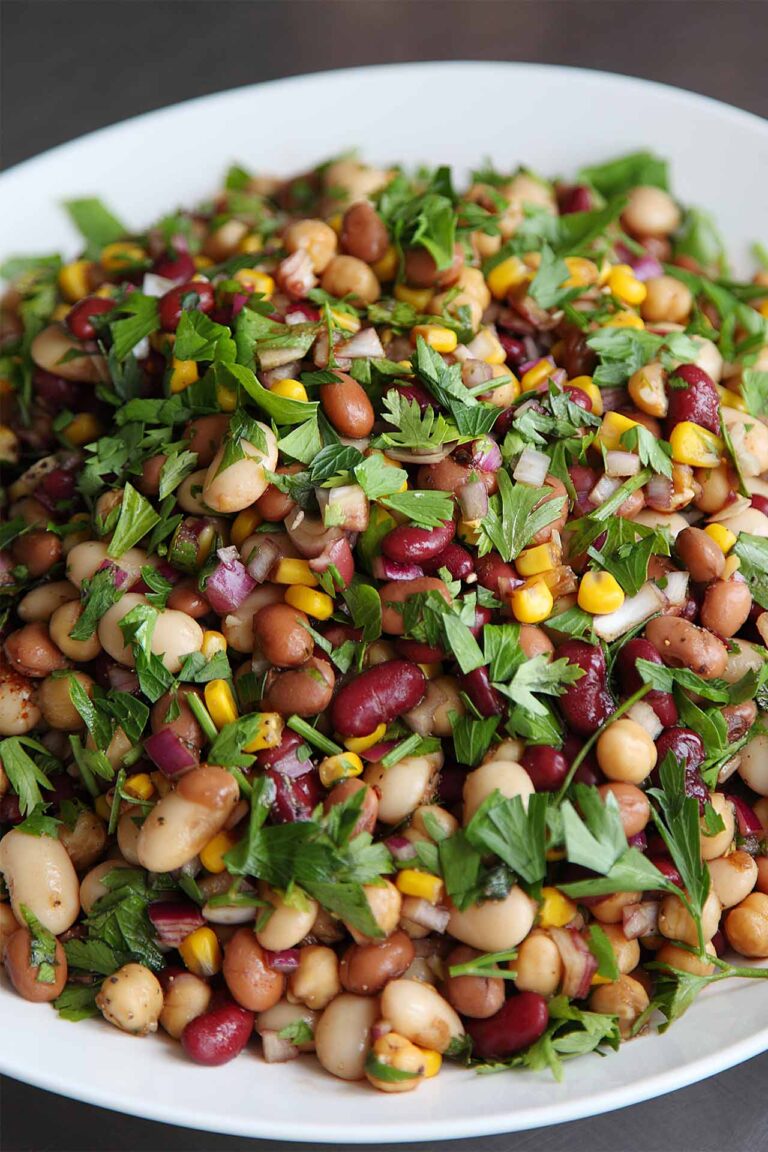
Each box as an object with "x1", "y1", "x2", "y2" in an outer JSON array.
[{"x1": 2, "y1": 1, "x2": 768, "y2": 1149}]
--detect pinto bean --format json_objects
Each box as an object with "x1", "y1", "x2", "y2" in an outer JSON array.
[
  {"x1": 5, "y1": 928, "x2": 68, "y2": 1002},
  {"x1": 323, "y1": 778, "x2": 379, "y2": 835},
  {"x1": 340, "y1": 930, "x2": 415, "y2": 995},
  {"x1": 223, "y1": 928, "x2": 285, "y2": 1011},
  {"x1": 404, "y1": 244, "x2": 463, "y2": 290},
  {"x1": 319, "y1": 372, "x2": 374, "y2": 438},
  {"x1": 340, "y1": 201, "x2": 389, "y2": 264},
  {"x1": 379, "y1": 577, "x2": 452, "y2": 635},
  {"x1": 441, "y1": 945, "x2": 506, "y2": 1019},
  {"x1": 676, "y1": 526, "x2": 725, "y2": 583},
  {"x1": 700, "y1": 579, "x2": 752, "y2": 638},
  {"x1": 253, "y1": 602, "x2": 313, "y2": 667},
  {"x1": 261, "y1": 656, "x2": 335, "y2": 716},
  {"x1": 5, "y1": 621, "x2": 69, "y2": 678},
  {"x1": 151, "y1": 687, "x2": 204, "y2": 750},
  {"x1": 11, "y1": 530, "x2": 62, "y2": 578},
  {"x1": 645, "y1": 616, "x2": 728, "y2": 679},
  {"x1": 185, "y1": 415, "x2": 231, "y2": 467}
]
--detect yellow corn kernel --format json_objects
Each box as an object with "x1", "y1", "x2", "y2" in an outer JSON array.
[
  {"x1": 200, "y1": 830, "x2": 237, "y2": 874},
  {"x1": 704, "y1": 522, "x2": 737, "y2": 553},
  {"x1": 216, "y1": 377, "x2": 238, "y2": 412},
  {"x1": 716, "y1": 384, "x2": 748, "y2": 412},
  {"x1": 372, "y1": 245, "x2": 398, "y2": 282},
  {"x1": 169, "y1": 357, "x2": 199, "y2": 394},
  {"x1": 194, "y1": 255, "x2": 214, "y2": 270},
  {"x1": 568, "y1": 375, "x2": 603, "y2": 416},
  {"x1": 100, "y1": 242, "x2": 147, "y2": 273},
  {"x1": 344, "y1": 723, "x2": 387, "y2": 753},
  {"x1": 410, "y1": 324, "x2": 457, "y2": 353},
  {"x1": 230, "y1": 508, "x2": 261, "y2": 549},
  {"x1": 243, "y1": 712, "x2": 284, "y2": 752},
  {"x1": 596, "y1": 410, "x2": 640, "y2": 451},
  {"x1": 330, "y1": 307, "x2": 361, "y2": 333},
  {"x1": 94, "y1": 794, "x2": 112, "y2": 822},
  {"x1": 516, "y1": 542, "x2": 558, "y2": 577},
  {"x1": 284, "y1": 585, "x2": 334, "y2": 619},
  {"x1": 396, "y1": 870, "x2": 445, "y2": 905},
  {"x1": 510, "y1": 578, "x2": 554, "y2": 624},
  {"x1": 204, "y1": 679, "x2": 239, "y2": 729},
  {"x1": 723, "y1": 554, "x2": 741, "y2": 579},
  {"x1": 52, "y1": 302, "x2": 71, "y2": 322},
  {"x1": 591, "y1": 972, "x2": 613, "y2": 986},
  {"x1": 416, "y1": 1047, "x2": 442, "y2": 1078},
  {"x1": 62, "y1": 412, "x2": 103, "y2": 447},
  {"x1": 487, "y1": 255, "x2": 529, "y2": 300},
  {"x1": 760, "y1": 300, "x2": 768, "y2": 320},
  {"x1": 318, "y1": 752, "x2": 364, "y2": 788},
  {"x1": 239, "y1": 233, "x2": 263, "y2": 255},
  {"x1": 578, "y1": 570, "x2": 625, "y2": 615},
  {"x1": 233, "y1": 268, "x2": 275, "y2": 297},
  {"x1": 563, "y1": 256, "x2": 599, "y2": 288},
  {"x1": 457, "y1": 518, "x2": 481, "y2": 546},
  {"x1": 418, "y1": 662, "x2": 443, "y2": 680},
  {"x1": 669, "y1": 421, "x2": 723, "y2": 467},
  {"x1": 394, "y1": 283, "x2": 433, "y2": 310},
  {"x1": 270, "y1": 377, "x2": 308, "y2": 402},
  {"x1": 538, "y1": 886, "x2": 578, "y2": 929},
  {"x1": 179, "y1": 926, "x2": 222, "y2": 977},
  {"x1": 201, "y1": 630, "x2": 227, "y2": 660},
  {"x1": 396, "y1": 359, "x2": 414, "y2": 374},
  {"x1": 123, "y1": 773, "x2": 155, "y2": 801},
  {"x1": 605, "y1": 310, "x2": 645, "y2": 330},
  {"x1": 58, "y1": 260, "x2": 92, "y2": 302},
  {"x1": 607, "y1": 264, "x2": 647, "y2": 306},
  {"x1": 273, "y1": 558, "x2": 318, "y2": 587},
  {"x1": 521, "y1": 360, "x2": 554, "y2": 391},
  {"x1": 327, "y1": 212, "x2": 343, "y2": 235}
]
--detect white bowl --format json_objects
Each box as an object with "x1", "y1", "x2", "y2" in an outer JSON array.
[{"x1": 1, "y1": 62, "x2": 767, "y2": 1143}]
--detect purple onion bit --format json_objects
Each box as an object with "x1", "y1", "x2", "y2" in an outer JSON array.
[{"x1": 144, "y1": 728, "x2": 199, "y2": 778}]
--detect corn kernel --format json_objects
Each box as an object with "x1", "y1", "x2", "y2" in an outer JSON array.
[
  {"x1": 669, "y1": 421, "x2": 723, "y2": 467},
  {"x1": 233, "y1": 268, "x2": 275, "y2": 297},
  {"x1": 94, "y1": 795, "x2": 112, "y2": 822},
  {"x1": 200, "y1": 830, "x2": 237, "y2": 874},
  {"x1": 416, "y1": 1047, "x2": 442, "y2": 1078},
  {"x1": 591, "y1": 972, "x2": 613, "y2": 986},
  {"x1": 52, "y1": 302, "x2": 71, "y2": 322},
  {"x1": 330, "y1": 307, "x2": 361, "y2": 333},
  {"x1": 179, "y1": 926, "x2": 222, "y2": 977},
  {"x1": 230, "y1": 508, "x2": 261, "y2": 548},
  {"x1": 372, "y1": 245, "x2": 398, "y2": 282},
  {"x1": 604, "y1": 310, "x2": 645, "y2": 330},
  {"x1": 760, "y1": 300, "x2": 768, "y2": 320},
  {"x1": 273, "y1": 558, "x2": 318, "y2": 587},
  {"x1": 538, "y1": 886, "x2": 578, "y2": 929},
  {"x1": 516, "y1": 542, "x2": 558, "y2": 577},
  {"x1": 284, "y1": 585, "x2": 334, "y2": 619},
  {"x1": 607, "y1": 264, "x2": 647, "y2": 306},
  {"x1": 216, "y1": 377, "x2": 238, "y2": 412},
  {"x1": 169, "y1": 357, "x2": 199, "y2": 394},
  {"x1": 124, "y1": 773, "x2": 155, "y2": 801},
  {"x1": 521, "y1": 360, "x2": 554, "y2": 390},
  {"x1": 563, "y1": 257, "x2": 599, "y2": 288},
  {"x1": 418, "y1": 662, "x2": 443, "y2": 679},
  {"x1": 396, "y1": 870, "x2": 445, "y2": 905},
  {"x1": 394, "y1": 283, "x2": 433, "y2": 310},
  {"x1": 100, "y1": 242, "x2": 147, "y2": 273},
  {"x1": 457, "y1": 518, "x2": 481, "y2": 546},
  {"x1": 704, "y1": 522, "x2": 737, "y2": 553},
  {"x1": 344, "y1": 723, "x2": 387, "y2": 753},
  {"x1": 58, "y1": 260, "x2": 92, "y2": 303},
  {"x1": 510, "y1": 578, "x2": 554, "y2": 624},
  {"x1": 596, "y1": 410, "x2": 640, "y2": 451},
  {"x1": 243, "y1": 712, "x2": 284, "y2": 752},
  {"x1": 318, "y1": 752, "x2": 364, "y2": 788},
  {"x1": 410, "y1": 324, "x2": 457, "y2": 353},
  {"x1": 716, "y1": 384, "x2": 748, "y2": 412},
  {"x1": 204, "y1": 679, "x2": 239, "y2": 729},
  {"x1": 568, "y1": 375, "x2": 603, "y2": 416},
  {"x1": 327, "y1": 212, "x2": 343, "y2": 235},
  {"x1": 578, "y1": 570, "x2": 625, "y2": 615},
  {"x1": 201, "y1": 630, "x2": 227, "y2": 660},
  {"x1": 270, "y1": 377, "x2": 308, "y2": 402},
  {"x1": 546, "y1": 847, "x2": 567, "y2": 862},
  {"x1": 62, "y1": 412, "x2": 103, "y2": 447},
  {"x1": 487, "y1": 255, "x2": 529, "y2": 300},
  {"x1": 194, "y1": 255, "x2": 214, "y2": 270},
  {"x1": 239, "y1": 233, "x2": 263, "y2": 255}
]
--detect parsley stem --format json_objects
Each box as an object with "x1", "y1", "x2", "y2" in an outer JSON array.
[
  {"x1": 286, "y1": 715, "x2": 342, "y2": 757},
  {"x1": 228, "y1": 766, "x2": 253, "y2": 797},
  {"x1": 554, "y1": 682, "x2": 653, "y2": 805},
  {"x1": 466, "y1": 375, "x2": 513, "y2": 397},
  {"x1": 120, "y1": 744, "x2": 145, "y2": 769},
  {"x1": 380, "y1": 733, "x2": 427, "y2": 769},
  {"x1": 187, "y1": 693, "x2": 218, "y2": 743},
  {"x1": 448, "y1": 948, "x2": 519, "y2": 979}
]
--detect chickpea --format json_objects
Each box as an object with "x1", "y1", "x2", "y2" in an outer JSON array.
[
  {"x1": 314, "y1": 993, "x2": 380, "y2": 1081},
  {"x1": 448, "y1": 886, "x2": 536, "y2": 952},
  {"x1": 256, "y1": 885, "x2": 318, "y2": 952},
  {"x1": 596, "y1": 719, "x2": 657, "y2": 785},
  {"x1": 365, "y1": 1031, "x2": 426, "y2": 1094},
  {"x1": 658, "y1": 888, "x2": 721, "y2": 945},
  {"x1": 589, "y1": 974, "x2": 650, "y2": 1038},
  {"x1": 380, "y1": 978, "x2": 464, "y2": 1053},
  {"x1": 347, "y1": 879, "x2": 402, "y2": 945},
  {"x1": 204, "y1": 218, "x2": 248, "y2": 260},
  {"x1": 5, "y1": 621, "x2": 69, "y2": 678},
  {"x1": 442, "y1": 945, "x2": 506, "y2": 1017},
  {"x1": 253, "y1": 602, "x2": 313, "y2": 667},
  {"x1": 462, "y1": 759, "x2": 534, "y2": 824},
  {"x1": 324, "y1": 158, "x2": 391, "y2": 203},
  {"x1": 321, "y1": 255, "x2": 380, "y2": 305},
  {"x1": 700, "y1": 792, "x2": 735, "y2": 861},
  {"x1": 599, "y1": 923, "x2": 641, "y2": 975},
  {"x1": 641, "y1": 276, "x2": 693, "y2": 324},
  {"x1": 408, "y1": 804, "x2": 459, "y2": 843},
  {"x1": 656, "y1": 940, "x2": 717, "y2": 977},
  {"x1": 0, "y1": 663, "x2": 41, "y2": 735},
  {"x1": 288, "y1": 945, "x2": 341, "y2": 1010},
  {"x1": 513, "y1": 929, "x2": 563, "y2": 996},
  {"x1": 598, "y1": 783, "x2": 650, "y2": 839},
  {"x1": 590, "y1": 890, "x2": 641, "y2": 925},
  {"x1": 96, "y1": 963, "x2": 164, "y2": 1035},
  {"x1": 37, "y1": 670, "x2": 94, "y2": 732},
  {"x1": 48, "y1": 600, "x2": 103, "y2": 662},
  {"x1": 724, "y1": 892, "x2": 768, "y2": 958},
  {"x1": 700, "y1": 579, "x2": 752, "y2": 639},
  {"x1": 623, "y1": 186, "x2": 680, "y2": 237},
  {"x1": 159, "y1": 971, "x2": 212, "y2": 1039},
  {"x1": 340, "y1": 931, "x2": 415, "y2": 996},
  {"x1": 283, "y1": 219, "x2": 337, "y2": 273},
  {"x1": 223, "y1": 927, "x2": 285, "y2": 1011},
  {"x1": 5, "y1": 928, "x2": 68, "y2": 1002},
  {"x1": 708, "y1": 851, "x2": 758, "y2": 909}
]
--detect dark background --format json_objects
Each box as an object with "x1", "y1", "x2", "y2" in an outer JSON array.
[{"x1": 2, "y1": 1, "x2": 768, "y2": 1150}]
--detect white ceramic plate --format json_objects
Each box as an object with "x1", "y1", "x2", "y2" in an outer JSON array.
[{"x1": 1, "y1": 62, "x2": 768, "y2": 1143}]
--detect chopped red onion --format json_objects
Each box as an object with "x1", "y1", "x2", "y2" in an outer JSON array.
[
  {"x1": 148, "y1": 900, "x2": 205, "y2": 947},
  {"x1": 630, "y1": 254, "x2": 665, "y2": 282},
  {"x1": 550, "y1": 926, "x2": 597, "y2": 999},
  {"x1": 598, "y1": 387, "x2": 628, "y2": 412},
  {"x1": 403, "y1": 899, "x2": 451, "y2": 934},
  {"x1": 519, "y1": 355, "x2": 555, "y2": 377},
  {"x1": 592, "y1": 581, "x2": 666, "y2": 642},
  {"x1": 336, "y1": 327, "x2": 385, "y2": 360},
  {"x1": 662, "y1": 570, "x2": 690, "y2": 607},
  {"x1": 142, "y1": 272, "x2": 179, "y2": 297},
  {"x1": 727, "y1": 794, "x2": 764, "y2": 837},
  {"x1": 144, "y1": 728, "x2": 199, "y2": 778},
  {"x1": 309, "y1": 535, "x2": 354, "y2": 589},
  {"x1": 265, "y1": 948, "x2": 301, "y2": 973},
  {"x1": 468, "y1": 437, "x2": 502, "y2": 473},
  {"x1": 646, "y1": 473, "x2": 675, "y2": 512},
  {"x1": 622, "y1": 901, "x2": 660, "y2": 940},
  {"x1": 261, "y1": 1030, "x2": 301, "y2": 1064},
  {"x1": 589, "y1": 474, "x2": 622, "y2": 507},
  {"x1": 107, "y1": 665, "x2": 140, "y2": 695},
  {"x1": 371, "y1": 556, "x2": 424, "y2": 581},
  {"x1": 361, "y1": 741, "x2": 396, "y2": 762},
  {"x1": 286, "y1": 514, "x2": 344, "y2": 559},
  {"x1": 204, "y1": 549, "x2": 256, "y2": 613},
  {"x1": 513, "y1": 445, "x2": 550, "y2": 487},
  {"x1": 244, "y1": 537, "x2": 281, "y2": 584},
  {"x1": 458, "y1": 479, "x2": 489, "y2": 522},
  {"x1": 605, "y1": 451, "x2": 641, "y2": 478},
  {"x1": 384, "y1": 835, "x2": 419, "y2": 862}
]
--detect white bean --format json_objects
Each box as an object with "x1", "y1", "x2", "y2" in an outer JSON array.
[
  {"x1": 137, "y1": 766, "x2": 239, "y2": 872},
  {"x1": 256, "y1": 886, "x2": 319, "y2": 951},
  {"x1": 202, "y1": 427, "x2": 278, "y2": 513},
  {"x1": 177, "y1": 469, "x2": 212, "y2": 515},
  {"x1": 380, "y1": 978, "x2": 464, "y2": 1053},
  {"x1": 363, "y1": 752, "x2": 442, "y2": 824},
  {"x1": 448, "y1": 886, "x2": 536, "y2": 952},
  {"x1": 159, "y1": 971, "x2": 212, "y2": 1039},
  {"x1": 739, "y1": 728, "x2": 768, "y2": 795},
  {"x1": 314, "y1": 993, "x2": 380, "y2": 1080},
  {"x1": 463, "y1": 759, "x2": 534, "y2": 824},
  {"x1": 0, "y1": 664, "x2": 41, "y2": 735},
  {"x1": 700, "y1": 792, "x2": 735, "y2": 861},
  {"x1": 0, "y1": 827, "x2": 80, "y2": 934},
  {"x1": 66, "y1": 542, "x2": 149, "y2": 590},
  {"x1": 79, "y1": 859, "x2": 134, "y2": 915},
  {"x1": 17, "y1": 581, "x2": 79, "y2": 623},
  {"x1": 98, "y1": 594, "x2": 203, "y2": 672}
]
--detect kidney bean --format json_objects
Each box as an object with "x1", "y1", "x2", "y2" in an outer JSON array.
[
  {"x1": 395, "y1": 638, "x2": 446, "y2": 663},
  {"x1": 557, "y1": 640, "x2": 614, "y2": 736},
  {"x1": 561, "y1": 734, "x2": 602, "y2": 787},
  {"x1": 256, "y1": 730, "x2": 308, "y2": 775},
  {"x1": 751, "y1": 495, "x2": 768, "y2": 517},
  {"x1": 379, "y1": 576, "x2": 452, "y2": 635},
  {"x1": 653, "y1": 728, "x2": 708, "y2": 809},
  {"x1": 33, "y1": 369, "x2": 85, "y2": 411},
  {"x1": 154, "y1": 250, "x2": 196, "y2": 281},
  {"x1": 181, "y1": 998, "x2": 254, "y2": 1066},
  {"x1": 262, "y1": 657, "x2": 335, "y2": 717},
  {"x1": 520, "y1": 746, "x2": 569, "y2": 792},
  {"x1": 340, "y1": 930, "x2": 414, "y2": 996},
  {"x1": 393, "y1": 380, "x2": 437, "y2": 413},
  {"x1": 158, "y1": 280, "x2": 215, "y2": 332},
  {"x1": 665, "y1": 363, "x2": 720, "y2": 435},
  {"x1": 676, "y1": 526, "x2": 725, "y2": 583},
  {"x1": 11, "y1": 530, "x2": 62, "y2": 578},
  {"x1": 649, "y1": 855, "x2": 684, "y2": 889},
  {"x1": 421, "y1": 541, "x2": 475, "y2": 581},
  {"x1": 340, "y1": 201, "x2": 389, "y2": 263},
  {"x1": 700, "y1": 578, "x2": 752, "y2": 638},
  {"x1": 331, "y1": 660, "x2": 426, "y2": 737},
  {"x1": 268, "y1": 766, "x2": 323, "y2": 823},
  {"x1": 475, "y1": 553, "x2": 517, "y2": 596},
  {"x1": 319, "y1": 372, "x2": 374, "y2": 438},
  {"x1": 558, "y1": 184, "x2": 593, "y2": 214},
  {"x1": 645, "y1": 616, "x2": 728, "y2": 680},
  {"x1": 615, "y1": 637, "x2": 678, "y2": 728},
  {"x1": 65, "y1": 296, "x2": 115, "y2": 341},
  {"x1": 323, "y1": 778, "x2": 379, "y2": 835},
  {"x1": 383, "y1": 519, "x2": 455, "y2": 565},
  {"x1": 464, "y1": 991, "x2": 549, "y2": 1060},
  {"x1": 404, "y1": 243, "x2": 463, "y2": 289}
]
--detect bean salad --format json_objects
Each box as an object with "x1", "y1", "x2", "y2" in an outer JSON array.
[{"x1": 2, "y1": 150, "x2": 768, "y2": 1088}]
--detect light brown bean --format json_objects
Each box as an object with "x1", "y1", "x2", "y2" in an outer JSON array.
[
  {"x1": 379, "y1": 577, "x2": 452, "y2": 635},
  {"x1": 340, "y1": 930, "x2": 415, "y2": 996},
  {"x1": 4, "y1": 621, "x2": 69, "y2": 678},
  {"x1": 700, "y1": 579, "x2": 752, "y2": 638},
  {"x1": 11, "y1": 530, "x2": 62, "y2": 578},
  {"x1": 645, "y1": 616, "x2": 728, "y2": 679},
  {"x1": 589, "y1": 974, "x2": 650, "y2": 1039},
  {"x1": 38, "y1": 671, "x2": 94, "y2": 732},
  {"x1": 5, "y1": 928, "x2": 68, "y2": 1002},
  {"x1": 441, "y1": 945, "x2": 506, "y2": 1018},
  {"x1": 340, "y1": 202, "x2": 389, "y2": 264},
  {"x1": 675, "y1": 526, "x2": 725, "y2": 583},
  {"x1": 49, "y1": 600, "x2": 103, "y2": 662},
  {"x1": 58, "y1": 808, "x2": 108, "y2": 872},
  {"x1": 96, "y1": 963, "x2": 164, "y2": 1035},
  {"x1": 261, "y1": 657, "x2": 335, "y2": 716},
  {"x1": 319, "y1": 372, "x2": 375, "y2": 438},
  {"x1": 253, "y1": 602, "x2": 313, "y2": 667},
  {"x1": 514, "y1": 929, "x2": 563, "y2": 995},
  {"x1": 223, "y1": 928, "x2": 286, "y2": 1011},
  {"x1": 18, "y1": 581, "x2": 79, "y2": 624},
  {"x1": 137, "y1": 765, "x2": 239, "y2": 872}
]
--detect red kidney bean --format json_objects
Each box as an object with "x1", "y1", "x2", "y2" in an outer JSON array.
[
  {"x1": 181, "y1": 999, "x2": 254, "y2": 1066},
  {"x1": 330, "y1": 660, "x2": 426, "y2": 737},
  {"x1": 751, "y1": 495, "x2": 768, "y2": 517},
  {"x1": 475, "y1": 553, "x2": 517, "y2": 596},
  {"x1": 154, "y1": 251, "x2": 196, "y2": 281},
  {"x1": 421, "y1": 541, "x2": 475, "y2": 581},
  {"x1": 33, "y1": 369, "x2": 86, "y2": 411},
  {"x1": 320, "y1": 623, "x2": 362, "y2": 648},
  {"x1": 615, "y1": 638, "x2": 678, "y2": 727},
  {"x1": 0, "y1": 793, "x2": 22, "y2": 824},
  {"x1": 558, "y1": 184, "x2": 593, "y2": 214},
  {"x1": 437, "y1": 759, "x2": 468, "y2": 808},
  {"x1": 393, "y1": 381, "x2": 437, "y2": 413},
  {"x1": 562, "y1": 734, "x2": 602, "y2": 787},
  {"x1": 65, "y1": 296, "x2": 115, "y2": 341},
  {"x1": 497, "y1": 333, "x2": 529, "y2": 369},
  {"x1": 465, "y1": 992, "x2": 549, "y2": 1060},
  {"x1": 395, "y1": 639, "x2": 446, "y2": 663},
  {"x1": 469, "y1": 604, "x2": 493, "y2": 638},
  {"x1": 563, "y1": 385, "x2": 593, "y2": 413},
  {"x1": 158, "y1": 281, "x2": 215, "y2": 332},
  {"x1": 256, "y1": 730, "x2": 309, "y2": 776},
  {"x1": 653, "y1": 728, "x2": 708, "y2": 809},
  {"x1": 649, "y1": 856, "x2": 684, "y2": 890},
  {"x1": 665, "y1": 364, "x2": 720, "y2": 435},
  {"x1": 520, "y1": 746, "x2": 570, "y2": 792},
  {"x1": 382, "y1": 520, "x2": 455, "y2": 565},
  {"x1": 557, "y1": 641, "x2": 614, "y2": 736},
  {"x1": 460, "y1": 667, "x2": 505, "y2": 718},
  {"x1": 267, "y1": 767, "x2": 322, "y2": 823}
]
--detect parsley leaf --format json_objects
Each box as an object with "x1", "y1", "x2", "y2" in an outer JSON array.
[
  {"x1": 63, "y1": 198, "x2": 128, "y2": 257},
  {"x1": 107, "y1": 483, "x2": 160, "y2": 558},
  {"x1": 733, "y1": 533, "x2": 768, "y2": 609},
  {"x1": 0, "y1": 737, "x2": 54, "y2": 816},
  {"x1": 379, "y1": 489, "x2": 454, "y2": 529},
  {"x1": 493, "y1": 654, "x2": 585, "y2": 718},
  {"x1": 587, "y1": 924, "x2": 620, "y2": 981},
  {"x1": 109, "y1": 294, "x2": 160, "y2": 360},
  {"x1": 173, "y1": 309, "x2": 235, "y2": 362},
  {"x1": 577, "y1": 151, "x2": 668, "y2": 197},
  {"x1": 449, "y1": 712, "x2": 500, "y2": 766},
  {"x1": 69, "y1": 566, "x2": 126, "y2": 640},
  {"x1": 117, "y1": 604, "x2": 174, "y2": 702},
  {"x1": 477, "y1": 996, "x2": 620, "y2": 1080},
  {"x1": 741, "y1": 369, "x2": 768, "y2": 420},
  {"x1": 342, "y1": 579, "x2": 382, "y2": 642},
  {"x1": 476, "y1": 470, "x2": 566, "y2": 562},
  {"x1": 675, "y1": 207, "x2": 728, "y2": 276},
  {"x1": 53, "y1": 983, "x2": 100, "y2": 1022},
  {"x1": 20, "y1": 905, "x2": 59, "y2": 984},
  {"x1": 465, "y1": 790, "x2": 548, "y2": 885},
  {"x1": 620, "y1": 423, "x2": 673, "y2": 478},
  {"x1": 528, "y1": 245, "x2": 576, "y2": 309},
  {"x1": 377, "y1": 390, "x2": 457, "y2": 452}
]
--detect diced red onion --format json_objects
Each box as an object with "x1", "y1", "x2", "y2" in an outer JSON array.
[
  {"x1": 284, "y1": 302, "x2": 320, "y2": 324},
  {"x1": 205, "y1": 551, "x2": 256, "y2": 613},
  {"x1": 319, "y1": 484, "x2": 369, "y2": 532},
  {"x1": 336, "y1": 327, "x2": 385, "y2": 360},
  {"x1": 261, "y1": 343, "x2": 312, "y2": 372},
  {"x1": 309, "y1": 535, "x2": 354, "y2": 588},
  {"x1": 605, "y1": 451, "x2": 641, "y2": 478},
  {"x1": 592, "y1": 581, "x2": 666, "y2": 642},
  {"x1": 371, "y1": 556, "x2": 424, "y2": 581},
  {"x1": 631, "y1": 254, "x2": 665, "y2": 282},
  {"x1": 361, "y1": 741, "x2": 396, "y2": 762},
  {"x1": 96, "y1": 560, "x2": 130, "y2": 589},
  {"x1": 622, "y1": 901, "x2": 660, "y2": 940},
  {"x1": 662, "y1": 570, "x2": 689, "y2": 607},
  {"x1": 627, "y1": 699, "x2": 663, "y2": 740},
  {"x1": 458, "y1": 480, "x2": 489, "y2": 522},
  {"x1": 384, "y1": 835, "x2": 419, "y2": 862},
  {"x1": 261, "y1": 362, "x2": 302, "y2": 388},
  {"x1": 107, "y1": 665, "x2": 140, "y2": 695},
  {"x1": 403, "y1": 899, "x2": 451, "y2": 934},
  {"x1": 599, "y1": 387, "x2": 628, "y2": 412},
  {"x1": 646, "y1": 473, "x2": 674, "y2": 512},
  {"x1": 261, "y1": 1030, "x2": 301, "y2": 1064},
  {"x1": 727, "y1": 794, "x2": 764, "y2": 837},
  {"x1": 286, "y1": 514, "x2": 344, "y2": 559},
  {"x1": 468, "y1": 437, "x2": 502, "y2": 473},
  {"x1": 371, "y1": 1020, "x2": 393, "y2": 1041},
  {"x1": 265, "y1": 948, "x2": 301, "y2": 973},
  {"x1": 628, "y1": 831, "x2": 647, "y2": 850},
  {"x1": 550, "y1": 368, "x2": 568, "y2": 388},
  {"x1": 148, "y1": 900, "x2": 205, "y2": 947},
  {"x1": 550, "y1": 927, "x2": 597, "y2": 999},
  {"x1": 513, "y1": 445, "x2": 550, "y2": 487},
  {"x1": 231, "y1": 293, "x2": 249, "y2": 319},
  {"x1": 589, "y1": 474, "x2": 622, "y2": 507},
  {"x1": 244, "y1": 537, "x2": 281, "y2": 584},
  {"x1": 144, "y1": 728, "x2": 199, "y2": 778}
]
